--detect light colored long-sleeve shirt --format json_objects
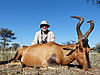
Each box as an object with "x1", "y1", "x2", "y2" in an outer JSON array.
[{"x1": 31, "y1": 30, "x2": 55, "y2": 45}]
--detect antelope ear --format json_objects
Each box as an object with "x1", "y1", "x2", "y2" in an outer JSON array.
[{"x1": 87, "y1": 48, "x2": 94, "y2": 52}]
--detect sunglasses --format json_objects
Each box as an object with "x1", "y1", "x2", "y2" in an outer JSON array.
[{"x1": 41, "y1": 25, "x2": 48, "y2": 27}]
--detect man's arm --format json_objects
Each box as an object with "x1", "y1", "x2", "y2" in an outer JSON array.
[{"x1": 50, "y1": 31, "x2": 55, "y2": 42}]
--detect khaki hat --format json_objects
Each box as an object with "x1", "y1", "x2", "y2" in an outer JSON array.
[{"x1": 40, "y1": 20, "x2": 50, "y2": 28}]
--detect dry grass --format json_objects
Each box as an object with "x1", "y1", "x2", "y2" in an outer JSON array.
[{"x1": 0, "y1": 51, "x2": 100, "y2": 75}]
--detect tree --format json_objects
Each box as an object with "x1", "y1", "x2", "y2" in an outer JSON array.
[
  {"x1": 95, "y1": 42, "x2": 100, "y2": 53},
  {"x1": 0, "y1": 28, "x2": 16, "y2": 49},
  {"x1": 11, "y1": 43, "x2": 20, "y2": 50},
  {"x1": 0, "y1": 42, "x2": 9, "y2": 47},
  {"x1": 87, "y1": 0, "x2": 100, "y2": 7},
  {"x1": 62, "y1": 40, "x2": 76, "y2": 45}
]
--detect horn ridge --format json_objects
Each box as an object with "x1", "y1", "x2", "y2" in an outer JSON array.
[
  {"x1": 71, "y1": 16, "x2": 84, "y2": 39},
  {"x1": 83, "y1": 20, "x2": 94, "y2": 38}
]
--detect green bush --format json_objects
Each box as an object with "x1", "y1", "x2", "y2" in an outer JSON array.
[{"x1": 95, "y1": 42, "x2": 100, "y2": 53}]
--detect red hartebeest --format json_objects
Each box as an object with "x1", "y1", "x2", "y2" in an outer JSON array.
[{"x1": 0, "y1": 16, "x2": 94, "y2": 70}]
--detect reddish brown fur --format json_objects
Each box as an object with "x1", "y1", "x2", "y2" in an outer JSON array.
[{"x1": 21, "y1": 42, "x2": 78, "y2": 67}]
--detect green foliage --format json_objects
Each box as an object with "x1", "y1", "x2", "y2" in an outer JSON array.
[
  {"x1": 11, "y1": 43, "x2": 20, "y2": 50},
  {"x1": 0, "y1": 42, "x2": 9, "y2": 47},
  {"x1": 95, "y1": 42, "x2": 100, "y2": 53},
  {"x1": 0, "y1": 28, "x2": 16, "y2": 49},
  {"x1": 62, "y1": 40, "x2": 76, "y2": 45},
  {"x1": 87, "y1": 0, "x2": 100, "y2": 7}
]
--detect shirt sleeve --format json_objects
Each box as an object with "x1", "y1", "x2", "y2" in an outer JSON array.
[
  {"x1": 31, "y1": 32, "x2": 39, "y2": 45},
  {"x1": 50, "y1": 31, "x2": 55, "y2": 42}
]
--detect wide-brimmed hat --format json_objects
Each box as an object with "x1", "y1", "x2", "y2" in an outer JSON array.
[{"x1": 40, "y1": 20, "x2": 50, "y2": 28}]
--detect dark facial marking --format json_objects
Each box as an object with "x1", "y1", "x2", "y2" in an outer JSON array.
[
  {"x1": 85, "y1": 52, "x2": 91, "y2": 68},
  {"x1": 82, "y1": 38, "x2": 89, "y2": 47}
]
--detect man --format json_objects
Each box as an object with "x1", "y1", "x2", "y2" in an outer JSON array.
[{"x1": 31, "y1": 20, "x2": 55, "y2": 45}]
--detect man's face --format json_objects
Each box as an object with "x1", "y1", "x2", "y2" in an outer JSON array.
[{"x1": 41, "y1": 25, "x2": 48, "y2": 32}]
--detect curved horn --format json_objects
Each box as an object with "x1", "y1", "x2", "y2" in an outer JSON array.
[
  {"x1": 71, "y1": 16, "x2": 84, "y2": 39},
  {"x1": 83, "y1": 20, "x2": 94, "y2": 38}
]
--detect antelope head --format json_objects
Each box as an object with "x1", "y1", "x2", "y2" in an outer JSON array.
[{"x1": 71, "y1": 16, "x2": 94, "y2": 70}]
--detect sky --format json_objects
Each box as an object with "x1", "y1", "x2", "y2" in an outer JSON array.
[{"x1": 0, "y1": 0, "x2": 100, "y2": 47}]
